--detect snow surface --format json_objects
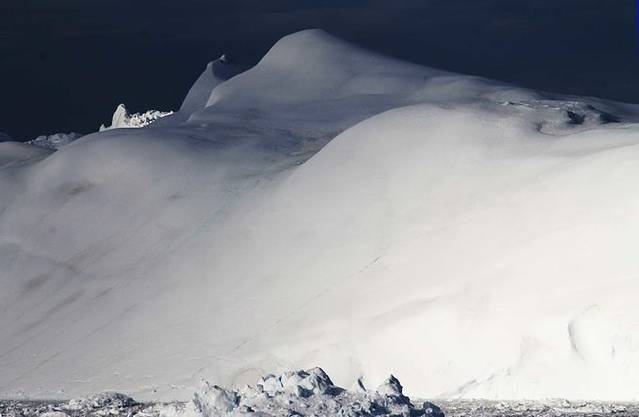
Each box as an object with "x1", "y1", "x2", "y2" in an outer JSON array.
[
  {"x1": 2, "y1": 29, "x2": 639, "y2": 401},
  {"x1": 179, "y1": 55, "x2": 243, "y2": 115}
]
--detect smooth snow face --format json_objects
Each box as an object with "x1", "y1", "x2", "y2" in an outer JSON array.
[{"x1": 1, "y1": 29, "x2": 639, "y2": 402}]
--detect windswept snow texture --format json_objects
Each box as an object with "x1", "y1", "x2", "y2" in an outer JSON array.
[{"x1": 2, "y1": 29, "x2": 639, "y2": 401}]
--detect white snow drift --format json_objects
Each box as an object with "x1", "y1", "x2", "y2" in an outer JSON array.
[{"x1": 1, "y1": 29, "x2": 639, "y2": 401}]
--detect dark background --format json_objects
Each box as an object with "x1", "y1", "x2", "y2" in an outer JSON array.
[{"x1": 0, "y1": 0, "x2": 636, "y2": 140}]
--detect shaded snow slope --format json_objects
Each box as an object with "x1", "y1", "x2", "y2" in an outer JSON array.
[
  {"x1": 0, "y1": 142, "x2": 51, "y2": 171},
  {"x1": 1, "y1": 29, "x2": 639, "y2": 402},
  {"x1": 179, "y1": 55, "x2": 243, "y2": 115}
]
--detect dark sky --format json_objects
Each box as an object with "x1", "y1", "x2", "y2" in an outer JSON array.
[{"x1": 0, "y1": 0, "x2": 636, "y2": 139}]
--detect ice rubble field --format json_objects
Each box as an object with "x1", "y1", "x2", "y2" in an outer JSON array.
[
  {"x1": 1, "y1": 29, "x2": 639, "y2": 402},
  {"x1": 1, "y1": 368, "x2": 637, "y2": 417}
]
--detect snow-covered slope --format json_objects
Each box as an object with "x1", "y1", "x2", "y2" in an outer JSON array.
[
  {"x1": 179, "y1": 55, "x2": 242, "y2": 115},
  {"x1": 1, "y1": 29, "x2": 639, "y2": 401}
]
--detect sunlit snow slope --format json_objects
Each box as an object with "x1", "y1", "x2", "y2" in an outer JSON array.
[{"x1": 2, "y1": 29, "x2": 639, "y2": 401}]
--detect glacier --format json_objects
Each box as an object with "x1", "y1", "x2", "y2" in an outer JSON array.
[{"x1": 1, "y1": 29, "x2": 639, "y2": 402}]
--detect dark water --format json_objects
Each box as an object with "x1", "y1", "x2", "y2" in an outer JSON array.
[{"x1": 0, "y1": 0, "x2": 636, "y2": 140}]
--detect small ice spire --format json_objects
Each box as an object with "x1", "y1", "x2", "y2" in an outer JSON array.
[
  {"x1": 377, "y1": 375, "x2": 403, "y2": 396},
  {"x1": 352, "y1": 376, "x2": 367, "y2": 393},
  {"x1": 377, "y1": 375, "x2": 410, "y2": 404},
  {"x1": 111, "y1": 103, "x2": 129, "y2": 128}
]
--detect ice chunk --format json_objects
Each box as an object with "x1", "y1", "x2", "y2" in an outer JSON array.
[
  {"x1": 297, "y1": 367, "x2": 335, "y2": 396},
  {"x1": 65, "y1": 392, "x2": 137, "y2": 411},
  {"x1": 376, "y1": 375, "x2": 410, "y2": 404},
  {"x1": 193, "y1": 381, "x2": 240, "y2": 416},
  {"x1": 422, "y1": 401, "x2": 444, "y2": 417},
  {"x1": 27, "y1": 132, "x2": 82, "y2": 149},
  {"x1": 179, "y1": 369, "x2": 436, "y2": 417},
  {"x1": 99, "y1": 103, "x2": 173, "y2": 131},
  {"x1": 351, "y1": 377, "x2": 367, "y2": 394}
]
